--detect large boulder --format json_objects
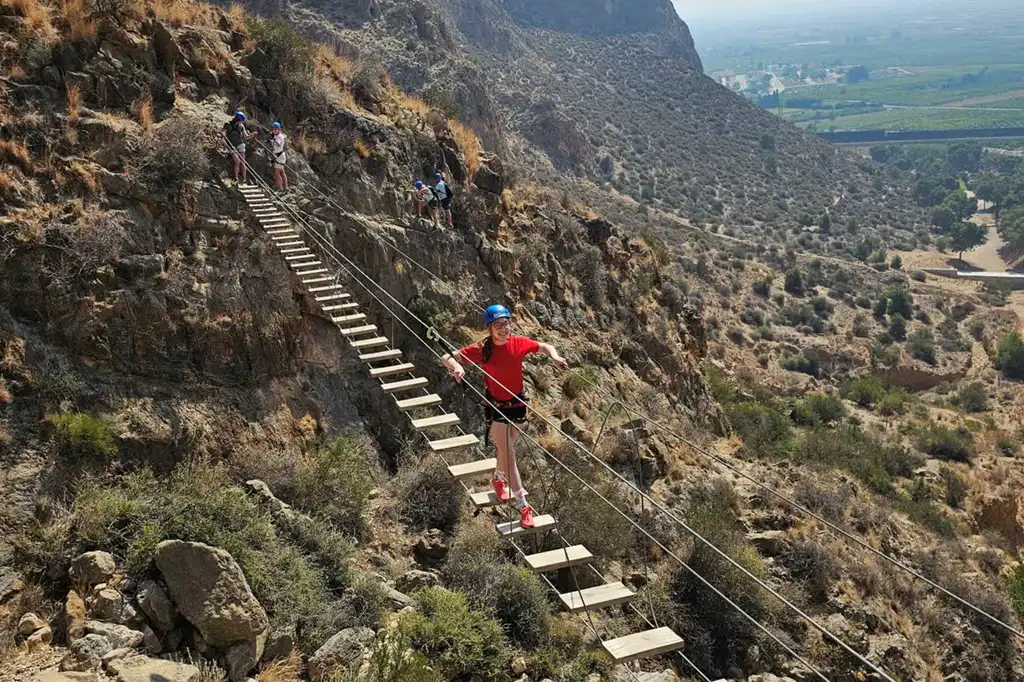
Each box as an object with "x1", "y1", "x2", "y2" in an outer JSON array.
[
  {"x1": 18, "y1": 612, "x2": 47, "y2": 635},
  {"x1": 307, "y1": 627, "x2": 375, "y2": 682},
  {"x1": 135, "y1": 580, "x2": 177, "y2": 632},
  {"x1": 70, "y1": 552, "x2": 116, "y2": 586},
  {"x1": 62, "y1": 634, "x2": 113, "y2": 672},
  {"x1": 34, "y1": 672, "x2": 104, "y2": 682},
  {"x1": 115, "y1": 656, "x2": 200, "y2": 682},
  {"x1": 84, "y1": 621, "x2": 144, "y2": 649},
  {"x1": 154, "y1": 541, "x2": 268, "y2": 680}
]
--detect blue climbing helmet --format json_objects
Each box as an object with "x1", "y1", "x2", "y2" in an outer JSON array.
[
  {"x1": 414, "y1": 180, "x2": 424, "y2": 189},
  {"x1": 272, "y1": 121, "x2": 282, "y2": 129},
  {"x1": 234, "y1": 111, "x2": 246, "y2": 121},
  {"x1": 434, "y1": 172, "x2": 443, "y2": 181},
  {"x1": 483, "y1": 304, "x2": 511, "y2": 327}
]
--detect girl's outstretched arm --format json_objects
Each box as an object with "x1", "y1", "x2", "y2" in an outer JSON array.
[{"x1": 537, "y1": 342, "x2": 568, "y2": 369}]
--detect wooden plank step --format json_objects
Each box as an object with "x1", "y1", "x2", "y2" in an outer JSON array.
[
  {"x1": 285, "y1": 254, "x2": 318, "y2": 261},
  {"x1": 340, "y1": 324, "x2": 377, "y2": 336},
  {"x1": 290, "y1": 260, "x2": 321, "y2": 268},
  {"x1": 295, "y1": 267, "x2": 328, "y2": 275},
  {"x1": 322, "y1": 302, "x2": 358, "y2": 311},
  {"x1": 267, "y1": 228, "x2": 295, "y2": 236},
  {"x1": 331, "y1": 313, "x2": 367, "y2": 325},
  {"x1": 558, "y1": 582, "x2": 635, "y2": 613},
  {"x1": 470, "y1": 490, "x2": 502, "y2": 509},
  {"x1": 350, "y1": 336, "x2": 390, "y2": 350},
  {"x1": 381, "y1": 377, "x2": 428, "y2": 393},
  {"x1": 253, "y1": 208, "x2": 280, "y2": 215},
  {"x1": 317, "y1": 296, "x2": 352, "y2": 305},
  {"x1": 303, "y1": 276, "x2": 334, "y2": 284},
  {"x1": 281, "y1": 248, "x2": 310, "y2": 255},
  {"x1": 278, "y1": 242, "x2": 305, "y2": 249},
  {"x1": 369, "y1": 362, "x2": 415, "y2": 378},
  {"x1": 447, "y1": 458, "x2": 496, "y2": 480},
  {"x1": 358, "y1": 349, "x2": 402, "y2": 362},
  {"x1": 412, "y1": 413, "x2": 461, "y2": 431},
  {"x1": 271, "y1": 236, "x2": 302, "y2": 243},
  {"x1": 310, "y1": 286, "x2": 345, "y2": 294},
  {"x1": 496, "y1": 514, "x2": 557, "y2": 538},
  {"x1": 395, "y1": 394, "x2": 443, "y2": 411},
  {"x1": 601, "y1": 627, "x2": 684, "y2": 665},
  {"x1": 428, "y1": 434, "x2": 479, "y2": 452},
  {"x1": 523, "y1": 545, "x2": 593, "y2": 573}
]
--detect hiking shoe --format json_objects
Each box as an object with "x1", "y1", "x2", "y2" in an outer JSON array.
[
  {"x1": 492, "y1": 475, "x2": 509, "y2": 502},
  {"x1": 519, "y1": 504, "x2": 534, "y2": 529}
]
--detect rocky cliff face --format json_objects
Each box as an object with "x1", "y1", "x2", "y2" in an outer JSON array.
[{"x1": 501, "y1": 0, "x2": 702, "y2": 69}]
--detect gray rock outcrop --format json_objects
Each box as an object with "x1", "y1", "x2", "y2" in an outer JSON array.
[{"x1": 307, "y1": 627, "x2": 375, "y2": 682}]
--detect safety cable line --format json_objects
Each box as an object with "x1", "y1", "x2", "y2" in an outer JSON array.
[
  {"x1": 228, "y1": 145, "x2": 651, "y2": 682},
  {"x1": 245, "y1": 177, "x2": 885, "y2": 682},
  {"x1": 228, "y1": 154, "x2": 841, "y2": 682},
  {"x1": 233, "y1": 149, "x2": 880, "y2": 681},
  {"x1": 251, "y1": 132, "x2": 1024, "y2": 642}
]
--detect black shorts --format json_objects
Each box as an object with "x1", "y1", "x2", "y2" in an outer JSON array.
[
  {"x1": 484, "y1": 395, "x2": 527, "y2": 425},
  {"x1": 428, "y1": 199, "x2": 439, "y2": 209},
  {"x1": 440, "y1": 196, "x2": 452, "y2": 210}
]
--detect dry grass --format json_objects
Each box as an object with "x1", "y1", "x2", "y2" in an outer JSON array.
[
  {"x1": 150, "y1": 0, "x2": 195, "y2": 26},
  {"x1": 449, "y1": 120, "x2": 482, "y2": 177},
  {"x1": 500, "y1": 188, "x2": 516, "y2": 213},
  {"x1": 65, "y1": 85, "x2": 80, "y2": 122},
  {"x1": 62, "y1": 0, "x2": 96, "y2": 41},
  {"x1": 69, "y1": 159, "x2": 99, "y2": 192},
  {"x1": 134, "y1": 94, "x2": 154, "y2": 133},
  {"x1": 225, "y1": 2, "x2": 246, "y2": 27},
  {"x1": 9, "y1": 0, "x2": 53, "y2": 35},
  {"x1": 0, "y1": 378, "x2": 11, "y2": 404},
  {"x1": 0, "y1": 139, "x2": 32, "y2": 173},
  {"x1": 296, "y1": 132, "x2": 325, "y2": 155},
  {"x1": 401, "y1": 93, "x2": 431, "y2": 117},
  {"x1": 257, "y1": 652, "x2": 302, "y2": 682},
  {"x1": 352, "y1": 138, "x2": 371, "y2": 159},
  {"x1": 7, "y1": 64, "x2": 27, "y2": 80},
  {"x1": 315, "y1": 44, "x2": 356, "y2": 83}
]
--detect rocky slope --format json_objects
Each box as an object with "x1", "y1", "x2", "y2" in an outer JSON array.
[{"x1": 279, "y1": 0, "x2": 928, "y2": 257}]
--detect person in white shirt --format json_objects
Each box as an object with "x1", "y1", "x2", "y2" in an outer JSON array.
[
  {"x1": 271, "y1": 122, "x2": 288, "y2": 190},
  {"x1": 432, "y1": 172, "x2": 453, "y2": 227}
]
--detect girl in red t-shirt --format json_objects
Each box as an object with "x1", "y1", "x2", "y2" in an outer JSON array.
[{"x1": 441, "y1": 305, "x2": 567, "y2": 528}]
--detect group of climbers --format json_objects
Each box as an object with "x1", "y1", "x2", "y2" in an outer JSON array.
[
  {"x1": 223, "y1": 111, "x2": 288, "y2": 191},
  {"x1": 226, "y1": 110, "x2": 562, "y2": 529},
  {"x1": 412, "y1": 174, "x2": 455, "y2": 229}
]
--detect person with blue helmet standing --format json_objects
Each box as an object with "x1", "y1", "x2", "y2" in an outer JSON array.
[
  {"x1": 432, "y1": 172, "x2": 453, "y2": 227},
  {"x1": 223, "y1": 111, "x2": 255, "y2": 185},
  {"x1": 270, "y1": 122, "x2": 288, "y2": 191},
  {"x1": 412, "y1": 180, "x2": 438, "y2": 228},
  {"x1": 441, "y1": 304, "x2": 568, "y2": 528}
]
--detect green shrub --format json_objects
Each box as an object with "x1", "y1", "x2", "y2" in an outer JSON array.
[
  {"x1": 134, "y1": 116, "x2": 209, "y2": 198},
  {"x1": 842, "y1": 376, "x2": 886, "y2": 408},
  {"x1": 493, "y1": 567, "x2": 550, "y2": 648},
  {"x1": 876, "y1": 388, "x2": 913, "y2": 416},
  {"x1": 955, "y1": 382, "x2": 988, "y2": 413},
  {"x1": 294, "y1": 436, "x2": 375, "y2": 535},
  {"x1": 667, "y1": 480, "x2": 770, "y2": 673},
  {"x1": 784, "y1": 268, "x2": 805, "y2": 295},
  {"x1": 796, "y1": 426, "x2": 921, "y2": 494},
  {"x1": 1006, "y1": 565, "x2": 1024, "y2": 622},
  {"x1": 51, "y1": 412, "x2": 117, "y2": 464},
  {"x1": 248, "y1": 18, "x2": 316, "y2": 74},
  {"x1": 907, "y1": 328, "x2": 937, "y2": 365},
  {"x1": 785, "y1": 541, "x2": 836, "y2": 602},
  {"x1": 562, "y1": 366, "x2": 598, "y2": 399},
  {"x1": 344, "y1": 629, "x2": 442, "y2": 682},
  {"x1": 791, "y1": 393, "x2": 845, "y2": 427},
  {"x1": 940, "y1": 467, "x2": 968, "y2": 508},
  {"x1": 890, "y1": 255, "x2": 903, "y2": 271},
  {"x1": 888, "y1": 315, "x2": 907, "y2": 342},
  {"x1": 917, "y1": 423, "x2": 974, "y2": 463},
  {"x1": 397, "y1": 457, "x2": 463, "y2": 532},
  {"x1": 74, "y1": 459, "x2": 371, "y2": 652},
  {"x1": 527, "y1": 619, "x2": 612, "y2": 682},
  {"x1": 782, "y1": 353, "x2": 821, "y2": 378},
  {"x1": 752, "y1": 278, "x2": 771, "y2": 298},
  {"x1": 727, "y1": 402, "x2": 793, "y2": 459},
  {"x1": 995, "y1": 333, "x2": 1024, "y2": 379},
  {"x1": 400, "y1": 588, "x2": 509, "y2": 680}
]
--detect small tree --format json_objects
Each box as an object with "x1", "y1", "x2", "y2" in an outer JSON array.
[
  {"x1": 888, "y1": 315, "x2": 907, "y2": 342},
  {"x1": 784, "y1": 268, "x2": 805, "y2": 296},
  {"x1": 890, "y1": 255, "x2": 903, "y2": 271},
  {"x1": 949, "y1": 221, "x2": 987, "y2": 260},
  {"x1": 996, "y1": 333, "x2": 1024, "y2": 379}
]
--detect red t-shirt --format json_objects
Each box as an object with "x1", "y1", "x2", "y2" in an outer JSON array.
[{"x1": 457, "y1": 335, "x2": 541, "y2": 401}]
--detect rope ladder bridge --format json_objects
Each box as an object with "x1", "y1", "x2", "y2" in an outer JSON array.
[{"x1": 233, "y1": 180, "x2": 687, "y2": 669}]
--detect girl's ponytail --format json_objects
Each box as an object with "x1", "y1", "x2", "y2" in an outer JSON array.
[{"x1": 481, "y1": 336, "x2": 493, "y2": 363}]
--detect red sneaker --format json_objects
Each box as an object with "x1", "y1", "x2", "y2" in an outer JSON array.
[
  {"x1": 519, "y1": 504, "x2": 535, "y2": 528},
  {"x1": 492, "y1": 475, "x2": 509, "y2": 502}
]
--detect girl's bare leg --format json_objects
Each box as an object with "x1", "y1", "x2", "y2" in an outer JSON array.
[{"x1": 491, "y1": 421, "x2": 510, "y2": 486}]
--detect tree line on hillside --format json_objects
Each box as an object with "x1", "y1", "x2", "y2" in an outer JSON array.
[{"x1": 871, "y1": 143, "x2": 1024, "y2": 258}]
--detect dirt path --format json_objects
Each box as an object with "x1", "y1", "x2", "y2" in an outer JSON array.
[{"x1": 964, "y1": 212, "x2": 1008, "y2": 272}]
